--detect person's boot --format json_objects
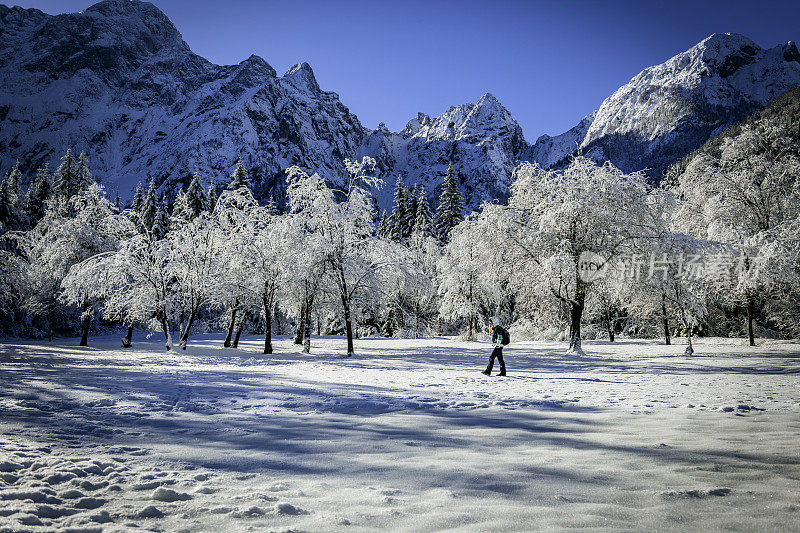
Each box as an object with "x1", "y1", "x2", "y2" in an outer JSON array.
[
  {"x1": 481, "y1": 366, "x2": 492, "y2": 375},
  {"x1": 497, "y1": 367, "x2": 506, "y2": 377}
]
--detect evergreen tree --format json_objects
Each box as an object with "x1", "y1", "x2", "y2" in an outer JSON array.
[
  {"x1": 434, "y1": 163, "x2": 464, "y2": 243},
  {"x1": 3, "y1": 163, "x2": 26, "y2": 229},
  {"x1": 131, "y1": 182, "x2": 144, "y2": 213},
  {"x1": 265, "y1": 195, "x2": 277, "y2": 215},
  {"x1": 6, "y1": 163, "x2": 23, "y2": 209},
  {"x1": 228, "y1": 159, "x2": 251, "y2": 190},
  {"x1": 140, "y1": 179, "x2": 158, "y2": 233},
  {"x1": 76, "y1": 152, "x2": 93, "y2": 192},
  {"x1": 407, "y1": 185, "x2": 419, "y2": 232},
  {"x1": 53, "y1": 149, "x2": 78, "y2": 204},
  {"x1": 207, "y1": 184, "x2": 218, "y2": 212},
  {"x1": 413, "y1": 188, "x2": 432, "y2": 237},
  {"x1": 27, "y1": 165, "x2": 52, "y2": 224},
  {"x1": 389, "y1": 174, "x2": 412, "y2": 241},
  {"x1": 152, "y1": 194, "x2": 170, "y2": 240},
  {"x1": 377, "y1": 210, "x2": 390, "y2": 238},
  {"x1": 185, "y1": 172, "x2": 207, "y2": 220},
  {"x1": 171, "y1": 187, "x2": 190, "y2": 229},
  {"x1": 0, "y1": 178, "x2": 12, "y2": 231}
]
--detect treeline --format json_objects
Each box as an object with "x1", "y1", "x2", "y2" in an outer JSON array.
[{"x1": 1, "y1": 98, "x2": 798, "y2": 354}]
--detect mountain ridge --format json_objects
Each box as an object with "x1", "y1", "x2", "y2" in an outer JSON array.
[{"x1": 1, "y1": 1, "x2": 799, "y2": 210}]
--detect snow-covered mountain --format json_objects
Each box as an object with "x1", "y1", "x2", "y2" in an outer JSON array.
[
  {"x1": 0, "y1": 0, "x2": 525, "y2": 211},
  {"x1": 0, "y1": 0, "x2": 365, "y2": 202},
  {"x1": 1, "y1": 1, "x2": 799, "y2": 209},
  {"x1": 539, "y1": 33, "x2": 800, "y2": 177},
  {"x1": 358, "y1": 93, "x2": 527, "y2": 209}
]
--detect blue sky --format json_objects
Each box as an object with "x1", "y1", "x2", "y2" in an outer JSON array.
[{"x1": 10, "y1": 0, "x2": 800, "y2": 140}]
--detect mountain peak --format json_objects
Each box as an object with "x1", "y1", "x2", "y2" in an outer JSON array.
[
  {"x1": 283, "y1": 62, "x2": 320, "y2": 92},
  {"x1": 238, "y1": 54, "x2": 277, "y2": 77},
  {"x1": 83, "y1": 0, "x2": 179, "y2": 38}
]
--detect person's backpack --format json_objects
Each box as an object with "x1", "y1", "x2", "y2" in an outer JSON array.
[{"x1": 500, "y1": 327, "x2": 510, "y2": 345}]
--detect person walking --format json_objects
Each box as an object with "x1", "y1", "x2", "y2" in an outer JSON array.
[{"x1": 482, "y1": 316, "x2": 507, "y2": 376}]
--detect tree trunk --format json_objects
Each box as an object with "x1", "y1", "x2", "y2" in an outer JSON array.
[
  {"x1": 467, "y1": 283, "x2": 474, "y2": 340},
  {"x1": 746, "y1": 298, "x2": 755, "y2": 346},
  {"x1": 661, "y1": 297, "x2": 671, "y2": 345},
  {"x1": 179, "y1": 309, "x2": 196, "y2": 350},
  {"x1": 161, "y1": 317, "x2": 173, "y2": 351},
  {"x1": 224, "y1": 307, "x2": 238, "y2": 347},
  {"x1": 48, "y1": 305, "x2": 54, "y2": 342},
  {"x1": 122, "y1": 324, "x2": 133, "y2": 348},
  {"x1": 79, "y1": 298, "x2": 91, "y2": 346},
  {"x1": 233, "y1": 311, "x2": 248, "y2": 348},
  {"x1": 680, "y1": 307, "x2": 693, "y2": 355},
  {"x1": 338, "y1": 266, "x2": 355, "y2": 356},
  {"x1": 605, "y1": 307, "x2": 615, "y2": 342},
  {"x1": 303, "y1": 297, "x2": 313, "y2": 354},
  {"x1": 567, "y1": 285, "x2": 585, "y2": 354},
  {"x1": 343, "y1": 303, "x2": 354, "y2": 357},
  {"x1": 263, "y1": 297, "x2": 273, "y2": 355},
  {"x1": 294, "y1": 303, "x2": 305, "y2": 344}
]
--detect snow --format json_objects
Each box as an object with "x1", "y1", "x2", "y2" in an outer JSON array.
[{"x1": 1, "y1": 333, "x2": 798, "y2": 531}]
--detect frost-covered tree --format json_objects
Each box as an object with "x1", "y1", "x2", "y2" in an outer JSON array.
[
  {"x1": 413, "y1": 188, "x2": 432, "y2": 239},
  {"x1": 53, "y1": 150, "x2": 93, "y2": 213},
  {"x1": 672, "y1": 112, "x2": 800, "y2": 345},
  {"x1": 140, "y1": 179, "x2": 159, "y2": 235},
  {"x1": 169, "y1": 212, "x2": 222, "y2": 349},
  {"x1": 434, "y1": 163, "x2": 464, "y2": 243},
  {"x1": 207, "y1": 184, "x2": 218, "y2": 212},
  {"x1": 170, "y1": 187, "x2": 190, "y2": 230},
  {"x1": 387, "y1": 174, "x2": 414, "y2": 242},
  {"x1": 26, "y1": 165, "x2": 52, "y2": 226},
  {"x1": 286, "y1": 157, "x2": 386, "y2": 356},
  {"x1": 505, "y1": 157, "x2": 656, "y2": 354},
  {"x1": 438, "y1": 216, "x2": 488, "y2": 340},
  {"x1": 185, "y1": 172, "x2": 208, "y2": 219},
  {"x1": 229, "y1": 159, "x2": 251, "y2": 191},
  {"x1": 130, "y1": 181, "x2": 144, "y2": 214},
  {"x1": 4, "y1": 164, "x2": 25, "y2": 227},
  {"x1": 213, "y1": 184, "x2": 261, "y2": 348},
  {"x1": 18, "y1": 183, "x2": 129, "y2": 344},
  {"x1": 438, "y1": 204, "x2": 513, "y2": 340}
]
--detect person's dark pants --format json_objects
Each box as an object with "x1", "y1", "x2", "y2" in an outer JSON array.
[{"x1": 484, "y1": 347, "x2": 505, "y2": 375}]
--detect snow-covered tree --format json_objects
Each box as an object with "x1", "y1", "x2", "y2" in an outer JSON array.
[
  {"x1": 18, "y1": 183, "x2": 130, "y2": 344},
  {"x1": 413, "y1": 187, "x2": 432, "y2": 239},
  {"x1": 169, "y1": 212, "x2": 222, "y2": 349},
  {"x1": 26, "y1": 165, "x2": 52, "y2": 226},
  {"x1": 505, "y1": 157, "x2": 656, "y2": 354},
  {"x1": 213, "y1": 183, "x2": 261, "y2": 348},
  {"x1": 438, "y1": 216, "x2": 488, "y2": 340},
  {"x1": 185, "y1": 172, "x2": 208, "y2": 219},
  {"x1": 672, "y1": 114, "x2": 800, "y2": 345},
  {"x1": 286, "y1": 157, "x2": 387, "y2": 356},
  {"x1": 229, "y1": 159, "x2": 251, "y2": 191},
  {"x1": 434, "y1": 163, "x2": 464, "y2": 244},
  {"x1": 53, "y1": 150, "x2": 93, "y2": 214}
]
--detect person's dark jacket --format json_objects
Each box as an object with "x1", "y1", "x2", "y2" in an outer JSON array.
[{"x1": 491, "y1": 325, "x2": 505, "y2": 348}]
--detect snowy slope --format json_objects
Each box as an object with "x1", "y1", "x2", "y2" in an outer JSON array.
[
  {"x1": 1, "y1": 334, "x2": 799, "y2": 531},
  {"x1": 544, "y1": 34, "x2": 800, "y2": 177}
]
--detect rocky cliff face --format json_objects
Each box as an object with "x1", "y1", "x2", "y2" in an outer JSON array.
[
  {"x1": 1, "y1": 2, "x2": 798, "y2": 210},
  {"x1": 0, "y1": 0, "x2": 365, "y2": 202}
]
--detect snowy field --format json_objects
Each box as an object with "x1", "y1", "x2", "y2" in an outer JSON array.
[{"x1": 1, "y1": 334, "x2": 799, "y2": 532}]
